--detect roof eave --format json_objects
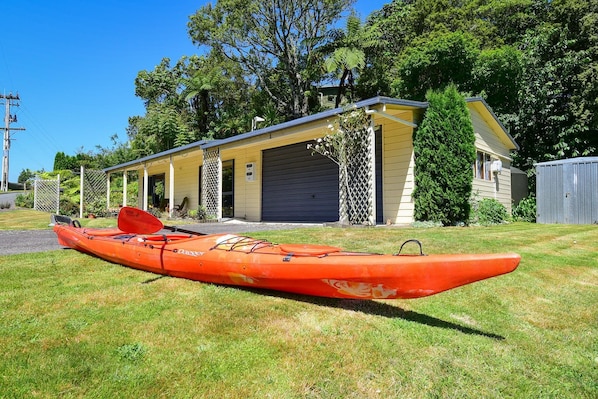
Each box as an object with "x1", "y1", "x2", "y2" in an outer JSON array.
[
  {"x1": 201, "y1": 96, "x2": 428, "y2": 150},
  {"x1": 466, "y1": 97, "x2": 520, "y2": 151},
  {"x1": 103, "y1": 140, "x2": 207, "y2": 173}
]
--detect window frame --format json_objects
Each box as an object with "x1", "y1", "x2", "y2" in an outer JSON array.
[{"x1": 473, "y1": 150, "x2": 493, "y2": 181}]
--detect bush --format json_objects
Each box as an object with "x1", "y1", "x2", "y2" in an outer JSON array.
[
  {"x1": 512, "y1": 196, "x2": 536, "y2": 222},
  {"x1": 59, "y1": 198, "x2": 79, "y2": 216},
  {"x1": 85, "y1": 199, "x2": 108, "y2": 217},
  {"x1": 15, "y1": 192, "x2": 34, "y2": 208},
  {"x1": 147, "y1": 206, "x2": 164, "y2": 218},
  {"x1": 471, "y1": 198, "x2": 508, "y2": 225}
]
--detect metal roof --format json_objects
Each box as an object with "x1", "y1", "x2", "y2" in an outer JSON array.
[
  {"x1": 535, "y1": 156, "x2": 598, "y2": 166},
  {"x1": 201, "y1": 96, "x2": 427, "y2": 150},
  {"x1": 103, "y1": 140, "x2": 207, "y2": 173}
]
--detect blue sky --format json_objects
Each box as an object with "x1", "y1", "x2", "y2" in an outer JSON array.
[{"x1": 1, "y1": 0, "x2": 386, "y2": 182}]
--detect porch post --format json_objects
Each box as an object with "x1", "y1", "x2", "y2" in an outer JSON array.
[
  {"x1": 122, "y1": 170, "x2": 128, "y2": 207},
  {"x1": 143, "y1": 164, "x2": 148, "y2": 211},
  {"x1": 169, "y1": 155, "x2": 175, "y2": 217},
  {"x1": 106, "y1": 172, "x2": 111, "y2": 210},
  {"x1": 79, "y1": 165, "x2": 84, "y2": 219},
  {"x1": 368, "y1": 115, "x2": 376, "y2": 226}
]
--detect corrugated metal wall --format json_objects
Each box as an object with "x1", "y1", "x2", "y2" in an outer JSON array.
[{"x1": 536, "y1": 157, "x2": 598, "y2": 224}]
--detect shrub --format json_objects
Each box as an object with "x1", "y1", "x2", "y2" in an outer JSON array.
[
  {"x1": 472, "y1": 198, "x2": 508, "y2": 225},
  {"x1": 512, "y1": 196, "x2": 537, "y2": 222},
  {"x1": 85, "y1": 199, "x2": 108, "y2": 218},
  {"x1": 188, "y1": 205, "x2": 207, "y2": 221},
  {"x1": 15, "y1": 192, "x2": 34, "y2": 208},
  {"x1": 59, "y1": 198, "x2": 79, "y2": 216},
  {"x1": 147, "y1": 206, "x2": 163, "y2": 218}
]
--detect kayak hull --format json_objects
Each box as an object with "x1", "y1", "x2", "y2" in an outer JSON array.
[{"x1": 52, "y1": 222, "x2": 520, "y2": 300}]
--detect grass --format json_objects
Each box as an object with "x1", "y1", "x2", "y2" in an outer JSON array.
[
  {"x1": 0, "y1": 209, "x2": 118, "y2": 230},
  {"x1": 0, "y1": 210, "x2": 597, "y2": 398}
]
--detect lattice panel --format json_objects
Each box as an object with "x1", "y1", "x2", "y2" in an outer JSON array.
[
  {"x1": 202, "y1": 149, "x2": 221, "y2": 220},
  {"x1": 348, "y1": 128, "x2": 375, "y2": 225},
  {"x1": 345, "y1": 124, "x2": 375, "y2": 225},
  {"x1": 34, "y1": 177, "x2": 60, "y2": 213},
  {"x1": 82, "y1": 169, "x2": 107, "y2": 203}
]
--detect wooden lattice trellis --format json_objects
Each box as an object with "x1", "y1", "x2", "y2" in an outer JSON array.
[
  {"x1": 202, "y1": 149, "x2": 221, "y2": 220},
  {"x1": 310, "y1": 108, "x2": 376, "y2": 225},
  {"x1": 80, "y1": 168, "x2": 107, "y2": 217},
  {"x1": 34, "y1": 176, "x2": 60, "y2": 213},
  {"x1": 345, "y1": 123, "x2": 375, "y2": 225}
]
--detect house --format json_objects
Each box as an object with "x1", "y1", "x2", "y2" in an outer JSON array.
[{"x1": 104, "y1": 96, "x2": 518, "y2": 224}]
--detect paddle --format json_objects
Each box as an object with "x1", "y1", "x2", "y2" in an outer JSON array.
[{"x1": 117, "y1": 206, "x2": 206, "y2": 236}]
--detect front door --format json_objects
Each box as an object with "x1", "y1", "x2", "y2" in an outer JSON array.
[
  {"x1": 222, "y1": 160, "x2": 234, "y2": 218},
  {"x1": 148, "y1": 174, "x2": 165, "y2": 209}
]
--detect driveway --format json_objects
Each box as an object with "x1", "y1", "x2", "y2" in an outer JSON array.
[
  {"x1": 0, "y1": 192, "x2": 17, "y2": 208},
  {"x1": 0, "y1": 219, "x2": 320, "y2": 256}
]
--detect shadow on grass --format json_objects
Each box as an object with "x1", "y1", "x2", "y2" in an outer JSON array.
[
  {"x1": 138, "y1": 276, "x2": 504, "y2": 340},
  {"x1": 238, "y1": 287, "x2": 505, "y2": 340}
]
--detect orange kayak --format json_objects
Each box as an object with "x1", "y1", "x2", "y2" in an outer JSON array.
[{"x1": 51, "y1": 214, "x2": 520, "y2": 300}]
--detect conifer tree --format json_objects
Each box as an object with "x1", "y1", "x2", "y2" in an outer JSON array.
[{"x1": 412, "y1": 85, "x2": 476, "y2": 225}]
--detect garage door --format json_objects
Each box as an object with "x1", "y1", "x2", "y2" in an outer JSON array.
[{"x1": 262, "y1": 142, "x2": 339, "y2": 222}]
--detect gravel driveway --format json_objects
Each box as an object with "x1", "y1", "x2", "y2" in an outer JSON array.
[{"x1": 0, "y1": 220, "x2": 320, "y2": 256}]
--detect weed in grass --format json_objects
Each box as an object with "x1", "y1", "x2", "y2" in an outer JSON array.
[{"x1": 116, "y1": 343, "x2": 147, "y2": 362}]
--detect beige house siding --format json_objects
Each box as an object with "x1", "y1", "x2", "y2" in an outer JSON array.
[
  {"x1": 469, "y1": 106, "x2": 514, "y2": 213},
  {"x1": 131, "y1": 150, "x2": 203, "y2": 211},
  {"x1": 377, "y1": 113, "x2": 416, "y2": 225},
  {"x1": 105, "y1": 97, "x2": 518, "y2": 224},
  {"x1": 170, "y1": 154, "x2": 202, "y2": 209},
  {"x1": 219, "y1": 149, "x2": 261, "y2": 221}
]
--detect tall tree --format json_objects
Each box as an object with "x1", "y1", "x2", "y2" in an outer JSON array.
[
  {"x1": 512, "y1": 0, "x2": 598, "y2": 176},
  {"x1": 476, "y1": 0, "x2": 549, "y2": 46},
  {"x1": 181, "y1": 53, "x2": 255, "y2": 139},
  {"x1": 322, "y1": 12, "x2": 379, "y2": 107},
  {"x1": 188, "y1": 0, "x2": 354, "y2": 119},
  {"x1": 412, "y1": 85, "x2": 476, "y2": 225},
  {"x1": 357, "y1": 0, "x2": 413, "y2": 99},
  {"x1": 472, "y1": 45, "x2": 523, "y2": 117},
  {"x1": 134, "y1": 58, "x2": 185, "y2": 108},
  {"x1": 392, "y1": 31, "x2": 479, "y2": 101}
]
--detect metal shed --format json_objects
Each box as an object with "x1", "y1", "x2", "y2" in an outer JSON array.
[{"x1": 535, "y1": 157, "x2": 598, "y2": 224}]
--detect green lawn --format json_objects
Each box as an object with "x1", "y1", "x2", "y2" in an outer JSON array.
[{"x1": 0, "y1": 210, "x2": 596, "y2": 398}]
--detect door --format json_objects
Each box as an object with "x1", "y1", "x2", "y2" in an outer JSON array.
[{"x1": 262, "y1": 142, "x2": 339, "y2": 222}]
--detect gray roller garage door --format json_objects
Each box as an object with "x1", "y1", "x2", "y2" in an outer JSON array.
[{"x1": 262, "y1": 142, "x2": 339, "y2": 222}]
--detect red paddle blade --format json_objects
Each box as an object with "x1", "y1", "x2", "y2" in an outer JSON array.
[{"x1": 117, "y1": 206, "x2": 164, "y2": 234}]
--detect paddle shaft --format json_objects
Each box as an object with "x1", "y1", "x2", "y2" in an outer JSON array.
[{"x1": 161, "y1": 225, "x2": 207, "y2": 236}]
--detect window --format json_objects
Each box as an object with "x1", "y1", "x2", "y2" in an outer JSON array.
[{"x1": 473, "y1": 151, "x2": 492, "y2": 181}]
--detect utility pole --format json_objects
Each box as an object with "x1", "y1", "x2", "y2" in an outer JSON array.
[{"x1": 1, "y1": 93, "x2": 25, "y2": 192}]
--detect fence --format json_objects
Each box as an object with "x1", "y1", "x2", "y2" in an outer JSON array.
[
  {"x1": 33, "y1": 168, "x2": 107, "y2": 216},
  {"x1": 34, "y1": 176, "x2": 60, "y2": 213},
  {"x1": 79, "y1": 167, "x2": 108, "y2": 218}
]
